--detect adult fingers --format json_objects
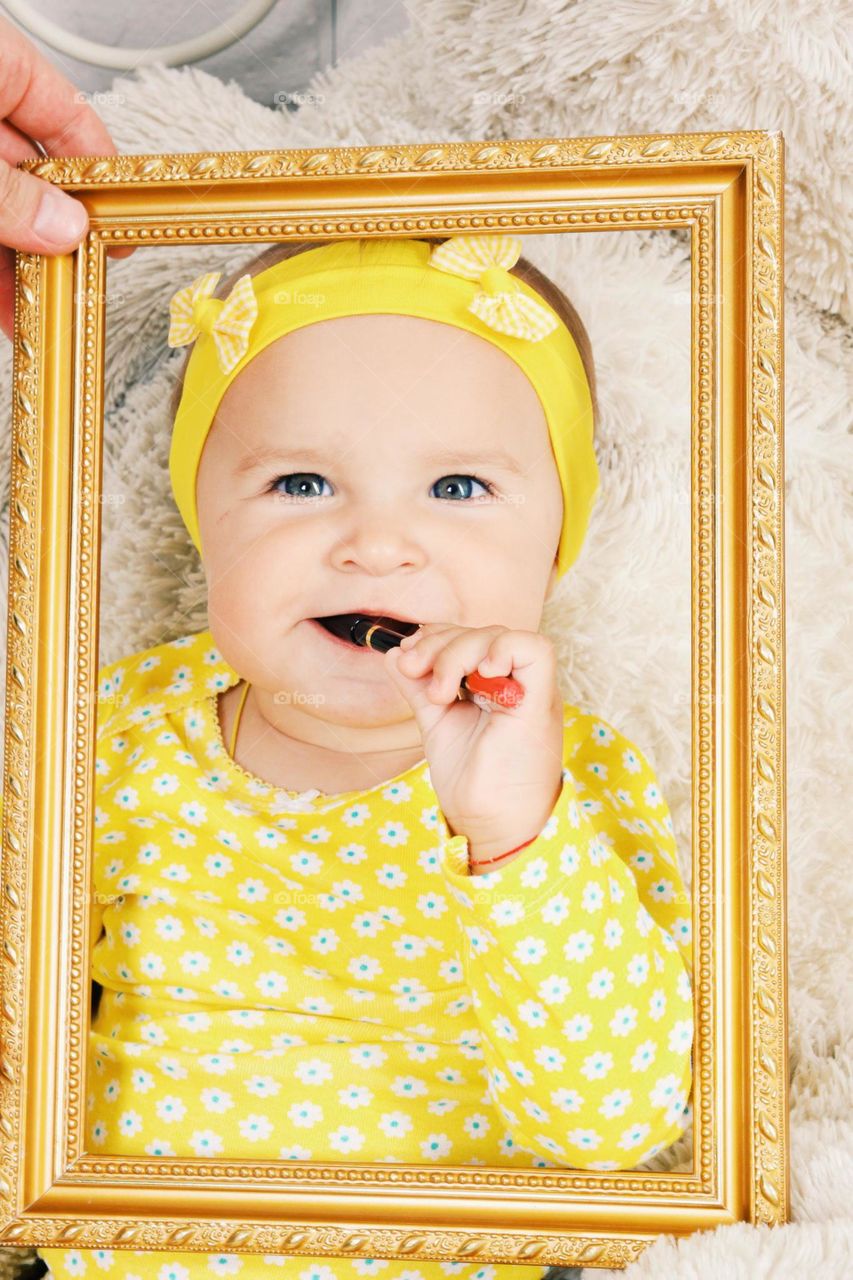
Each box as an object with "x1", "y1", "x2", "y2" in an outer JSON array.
[
  {"x1": 0, "y1": 15, "x2": 134, "y2": 338},
  {"x1": 0, "y1": 14, "x2": 117, "y2": 165},
  {"x1": 0, "y1": 145, "x2": 88, "y2": 254}
]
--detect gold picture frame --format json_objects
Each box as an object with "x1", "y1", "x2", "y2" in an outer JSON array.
[{"x1": 0, "y1": 128, "x2": 788, "y2": 1270}]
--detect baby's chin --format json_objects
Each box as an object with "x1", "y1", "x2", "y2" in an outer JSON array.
[
  {"x1": 271, "y1": 682, "x2": 417, "y2": 736},
  {"x1": 264, "y1": 648, "x2": 414, "y2": 724}
]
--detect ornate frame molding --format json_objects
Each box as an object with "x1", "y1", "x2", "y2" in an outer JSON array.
[{"x1": 0, "y1": 130, "x2": 788, "y2": 1268}]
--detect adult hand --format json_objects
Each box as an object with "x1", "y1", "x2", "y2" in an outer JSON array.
[{"x1": 0, "y1": 13, "x2": 134, "y2": 342}]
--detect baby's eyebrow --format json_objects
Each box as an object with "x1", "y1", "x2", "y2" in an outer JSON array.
[
  {"x1": 236, "y1": 447, "x2": 304, "y2": 474},
  {"x1": 236, "y1": 445, "x2": 527, "y2": 477},
  {"x1": 419, "y1": 448, "x2": 527, "y2": 476}
]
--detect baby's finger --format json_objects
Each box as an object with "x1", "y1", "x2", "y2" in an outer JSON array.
[
  {"x1": 383, "y1": 645, "x2": 458, "y2": 730},
  {"x1": 423, "y1": 626, "x2": 508, "y2": 702},
  {"x1": 397, "y1": 624, "x2": 488, "y2": 686},
  {"x1": 395, "y1": 624, "x2": 463, "y2": 676},
  {"x1": 473, "y1": 630, "x2": 558, "y2": 718},
  {"x1": 398, "y1": 621, "x2": 456, "y2": 650}
]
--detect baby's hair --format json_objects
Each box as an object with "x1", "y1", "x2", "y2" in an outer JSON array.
[{"x1": 168, "y1": 237, "x2": 599, "y2": 430}]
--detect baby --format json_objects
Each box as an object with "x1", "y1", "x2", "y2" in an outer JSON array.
[{"x1": 36, "y1": 234, "x2": 693, "y2": 1280}]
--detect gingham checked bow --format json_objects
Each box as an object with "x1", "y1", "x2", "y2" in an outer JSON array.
[
  {"x1": 167, "y1": 270, "x2": 259, "y2": 375},
  {"x1": 428, "y1": 234, "x2": 558, "y2": 341},
  {"x1": 167, "y1": 234, "x2": 556, "y2": 376}
]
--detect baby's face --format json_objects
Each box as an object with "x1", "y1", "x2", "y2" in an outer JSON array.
[{"x1": 195, "y1": 314, "x2": 562, "y2": 750}]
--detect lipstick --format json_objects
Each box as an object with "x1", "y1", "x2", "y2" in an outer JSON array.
[{"x1": 314, "y1": 614, "x2": 525, "y2": 708}]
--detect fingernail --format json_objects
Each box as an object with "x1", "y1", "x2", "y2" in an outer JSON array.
[{"x1": 33, "y1": 187, "x2": 88, "y2": 246}]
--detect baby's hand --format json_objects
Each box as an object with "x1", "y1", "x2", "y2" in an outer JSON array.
[{"x1": 384, "y1": 623, "x2": 564, "y2": 867}]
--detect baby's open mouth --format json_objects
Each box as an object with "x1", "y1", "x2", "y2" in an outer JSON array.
[{"x1": 311, "y1": 613, "x2": 420, "y2": 649}]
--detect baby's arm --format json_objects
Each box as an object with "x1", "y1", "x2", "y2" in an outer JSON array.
[{"x1": 438, "y1": 707, "x2": 694, "y2": 1171}]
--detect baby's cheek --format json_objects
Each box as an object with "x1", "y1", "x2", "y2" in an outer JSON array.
[{"x1": 205, "y1": 569, "x2": 261, "y2": 640}]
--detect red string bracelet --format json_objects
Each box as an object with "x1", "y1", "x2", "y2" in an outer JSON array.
[{"x1": 469, "y1": 829, "x2": 539, "y2": 870}]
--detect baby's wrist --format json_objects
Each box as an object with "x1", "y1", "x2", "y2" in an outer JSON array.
[
  {"x1": 467, "y1": 829, "x2": 540, "y2": 874},
  {"x1": 465, "y1": 812, "x2": 551, "y2": 870},
  {"x1": 450, "y1": 775, "x2": 565, "y2": 874}
]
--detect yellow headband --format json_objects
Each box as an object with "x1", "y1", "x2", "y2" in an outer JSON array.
[{"x1": 167, "y1": 234, "x2": 600, "y2": 578}]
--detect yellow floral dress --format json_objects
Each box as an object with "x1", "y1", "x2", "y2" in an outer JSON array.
[{"x1": 34, "y1": 627, "x2": 693, "y2": 1280}]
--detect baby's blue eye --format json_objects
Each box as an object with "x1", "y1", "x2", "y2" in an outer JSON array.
[
  {"x1": 267, "y1": 472, "x2": 494, "y2": 500},
  {"x1": 270, "y1": 472, "x2": 332, "y2": 499},
  {"x1": 431, "y1": 475, "x2": 493, "y2": 500}
]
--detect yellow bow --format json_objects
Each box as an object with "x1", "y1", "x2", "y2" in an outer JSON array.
[
  {"x1": 168, "y1": 270, "x2": 259, "y2": 375},
  {"x1": 428, "y1": 234, "x2": 558, "y2": 342}
]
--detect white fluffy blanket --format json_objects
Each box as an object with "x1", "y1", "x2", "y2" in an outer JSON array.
[{"x1": 0, "y1": 0, "x2": 850, "y2": 1274}]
